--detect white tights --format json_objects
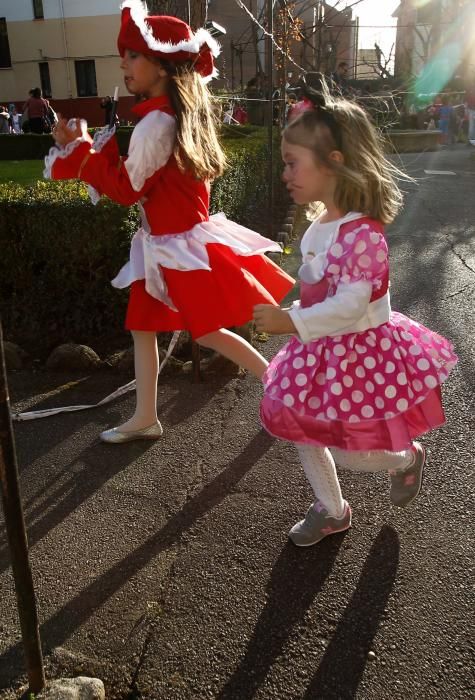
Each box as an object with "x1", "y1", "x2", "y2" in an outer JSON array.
[
  {"x1": 296, "y1": 443, "x2": 414, "y2": 517},
  {"x1": 296, "y1": 444, "x2": 346, "y2": 518},
  {"x1": 116, "y1": 328, "x2": 268, "y2": 432}
]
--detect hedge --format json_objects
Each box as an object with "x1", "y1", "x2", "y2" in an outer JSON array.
[
  {"x1": 0, "y1": 135, "x2": 285, "y2": 355},
  {"x1": 0, "y1": 125, "x2": 269, "y2": 160}
]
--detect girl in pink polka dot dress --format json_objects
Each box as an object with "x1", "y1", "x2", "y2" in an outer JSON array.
[{"x1": 253, "y1": 82, "x2": 458, "y2": 547}]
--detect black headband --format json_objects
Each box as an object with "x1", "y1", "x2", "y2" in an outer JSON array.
[
  {"x1": 315, "y1": 106, "x2": 342, "y2": 150},
  {"x1": 300, "y1": 78, "x2": 343, "y2": 150}
]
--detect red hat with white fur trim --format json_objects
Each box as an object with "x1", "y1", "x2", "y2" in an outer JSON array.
[{"x1": 118, "y1": 0, "x2": 221, "y2": 82}]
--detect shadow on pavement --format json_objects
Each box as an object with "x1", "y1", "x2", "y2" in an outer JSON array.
[
  {"x1": 219, "y1": 525, "x2": 398, "y2": 700},
  {"x1": 0, "y1": 430, "x2": 274, "y2": 686},
  {"x1": 218, "y1": 534, "x2": 346, "y2": 700},
  {"x1": 304, "y1": 525, "x2": 399, "y2": 699},
  {"x1": 0, "y1": 438, "x2": 154, "y2": 577}
]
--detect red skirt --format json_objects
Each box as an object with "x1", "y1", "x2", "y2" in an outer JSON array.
[{"x1": 125, "y1": 243, "x2": 294, "y2": 339}]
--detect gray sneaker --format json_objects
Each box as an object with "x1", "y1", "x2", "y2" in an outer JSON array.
[
  {"x1": 389, "y1": 442, "x2": 425, "y2": 507},
  {"x1": 289, "y1": 500, "x2": 352, "y2": 547}
]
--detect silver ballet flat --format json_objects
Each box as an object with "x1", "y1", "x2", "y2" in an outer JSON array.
[{"x1": 100, "y1": 421, "x2": 163, "y2": 444}]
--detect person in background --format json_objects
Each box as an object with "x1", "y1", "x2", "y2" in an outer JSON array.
[
  {"x1": 100, "y1": 96, "x2": 119, "y2": 127},
  {"x1": 22, "y1": 87, "x2": 50, "y2": 134},
  {"x1": 0, "y1": 106, "x2": 10, "y2": 133},
  {"x1": 233, "y1": 103, "x2": 248, "y2": 125},
  {"x1": 464, "y1": 81, "x2": 475, "y2": 145},
  {"x1": 438, "y1": 95, "x2": 454, "y2": 146},
  {"x1": 285, "y1": 93, "x2": 297, "y2": 124},
  {"x1": 8, "y1": 103, "x2": 21, "y2": 134},
  {"x1": 223, "y1": 103, "x2": 236, "y2": 124},
  {"x1": 330, "y1": 61, "x2": 350, "y2": 96}
]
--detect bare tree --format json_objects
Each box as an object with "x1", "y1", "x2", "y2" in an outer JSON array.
[
  {"x1": 372, "y1": 42, "x2": 394, "y2": 80},
  {"x1": 147, "y1": 0, "x2": 186, "y2": 18}
]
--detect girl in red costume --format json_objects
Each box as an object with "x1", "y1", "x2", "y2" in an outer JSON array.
[
  {"x1": 45, "y1": 0, "x2": 293, "y2": 443},
  {"x1": 253, "y1": 81, "x2": 457, "y2": 547}
]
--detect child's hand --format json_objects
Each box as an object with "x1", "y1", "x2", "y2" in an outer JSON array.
[
  {"x1": 253, "y1": 304, "x2": 296, "y2": 335},
  {"x1": 52, "y1": 116, "x2": 92, "y2": 147}
]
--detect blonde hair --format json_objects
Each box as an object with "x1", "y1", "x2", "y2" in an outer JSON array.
[
  {"x1": 160, "y1": 59, "x2": 227, "y2": 180},
  {"x1": 284, "y1": 94, "x2": 405, "y2": 224}
]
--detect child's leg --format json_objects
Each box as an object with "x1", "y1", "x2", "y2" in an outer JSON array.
[
  {"x1": 330, "y1": 448, "x2": 413, "y2": 473},
  {"x1": 289, "y1": 444, "x2": 351, "y2": 547},
  {"x1": 331, "y1": 445, "x2": 425, "y2": 507},
  {"x1": 196, "y1": 328, "x2": 268, "y2": 379},
  {"x1": 296, "y1": 444, "x2": 346, "y2": 517},
  {"x1": 114, "y1": 330, "x2": 160, "y2": 432}
]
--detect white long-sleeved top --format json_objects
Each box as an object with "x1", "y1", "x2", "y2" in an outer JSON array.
[{"x1": 288, "y1": 213, "x2": 391, "y2": 345}]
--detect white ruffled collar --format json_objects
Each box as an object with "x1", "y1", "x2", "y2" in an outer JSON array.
[{"x1": 298, "y1": 211, "x2": 363, "y2": 284}]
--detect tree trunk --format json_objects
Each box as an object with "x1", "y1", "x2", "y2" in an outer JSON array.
[{"x1": 190, "y1": 0, "x2": 206, "y2": 28}]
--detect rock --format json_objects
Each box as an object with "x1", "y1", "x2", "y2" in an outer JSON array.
[
  {"x1": 46, "y1": 344, "x2": 102, "y2": 371},
  {"x1": 36, "y1": 676, "x2": 105, "y2": 700},
  {"x1": 104, "y1": 347, "x2": 134, "y2": 371},
  {"x1": 159, "y1": 354, "x2": 183, "y2": 373},
  {"x1": 3, "y1": 341, "x2": 28, "y2": 370},
  {"x1": 158, "y1": 330, "x2": 191, "y2": 359},
  {"x1": 232, "y1": 321, "x2": 253, "y2": 344},
  {"x1": 202, "y1": 353, "x2": 242, "y2": 376}
]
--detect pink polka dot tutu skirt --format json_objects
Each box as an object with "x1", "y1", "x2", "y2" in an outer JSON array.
[{"x1": 260, "y1": 312, "x2": 457, "y2": 452}]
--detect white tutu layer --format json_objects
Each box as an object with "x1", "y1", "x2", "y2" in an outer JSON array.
[{"x1": 112, "y1": 213, "x2": 282, "y2": 311}]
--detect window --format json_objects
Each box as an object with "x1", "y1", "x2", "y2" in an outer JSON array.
[
  {"x1": 39, "y1": 62, "x2": 51, "y2": 97},
  {"x1": 75, "y1": 60, "x2": 97, "y2": 97},
  {"x1": 0, "y1": 18, "x2": 12, "y2": 69},
  {"x1": 32, "y1": 1, "x2": 44, "y2": 20}
]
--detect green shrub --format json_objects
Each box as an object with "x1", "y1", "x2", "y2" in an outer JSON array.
[
  {"x1": 0, "y1": 181, "x2": 135, "y2": 353},
  {"x1": 0, "y1": 133, "x2": 55, "y2": 160},
  {"x1": 0, "y1": 129, "x2": 132, "y2": 160},
  {"x1": 0, "y1": 125, "x2": 266, "y2": 160},
  {"x1": 0, "y1": 137, "x2": 286, "y2": 354}
]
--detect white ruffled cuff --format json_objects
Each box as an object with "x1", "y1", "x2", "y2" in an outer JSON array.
[
  {"x1": 92, "y1": 124, "x2": 116, "y2": 152},
  {"x1": 87, "y1": 125, "x2": 117, "y2": 205}
]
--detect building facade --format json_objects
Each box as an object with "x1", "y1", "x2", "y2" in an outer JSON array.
[
  {"x1": 0, "y1": 0, "x2": 361, "y2": 124},
  {"x1": 393, "y1": 0, "x2": 475, "y2": 83},
  {"x1": 0, "y1": 0, "x2": 136, "y2": 123},
  {"x1": 356, "y1": 49, "x2": 380, "y2": 80}
]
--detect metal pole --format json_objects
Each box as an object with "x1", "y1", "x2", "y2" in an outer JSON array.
[
  {"x1": 0, "y1": 319, "x2": 45, "y2": 694},
  {"x1": 231, "y1": 39, "x2": 235, "y2": 91},
  {"x1": 266, "y1": 0, "x2": 274, "y2": 238}
]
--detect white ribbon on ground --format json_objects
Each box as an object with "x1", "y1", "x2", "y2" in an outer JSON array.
[{"x1": 12, "y1": 331, "x2": 181, "y2": 422}]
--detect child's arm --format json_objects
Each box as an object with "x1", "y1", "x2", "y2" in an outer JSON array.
[
  {"x1": 254, "y1": 304, "x2": 297, "y2": 335},
  {"x1": 45, "y1": 111, "x2": 176, "y2": 206},
  {"x1": 254, "y1": 224, "x2": 388, "y2": 342},
  {"x1": 253, "y1": 280, "x2": 372, "y2": 341},
  {"x1": 286, "y1": 279, "x2": 372, "y2": 343}
]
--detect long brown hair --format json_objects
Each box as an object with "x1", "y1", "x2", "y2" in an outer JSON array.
[
  {"x1": 284, "y1": 87, "x2": 406, "y2": 224},
  {"x1": 159, "y1": 59, "x2": 227, "y2": 180}
]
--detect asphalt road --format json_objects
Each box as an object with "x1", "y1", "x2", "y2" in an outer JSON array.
[{"x1": 0, "y1": 147, "x2": 474, "y2": 699}]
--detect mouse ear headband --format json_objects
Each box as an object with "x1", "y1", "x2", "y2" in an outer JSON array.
[
  {"x1": 300, "y1": 75, "x2": 342, "y2": 149},
  {"x1": 118, "y1": 0, "x2": 221, "y2": 82}
]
